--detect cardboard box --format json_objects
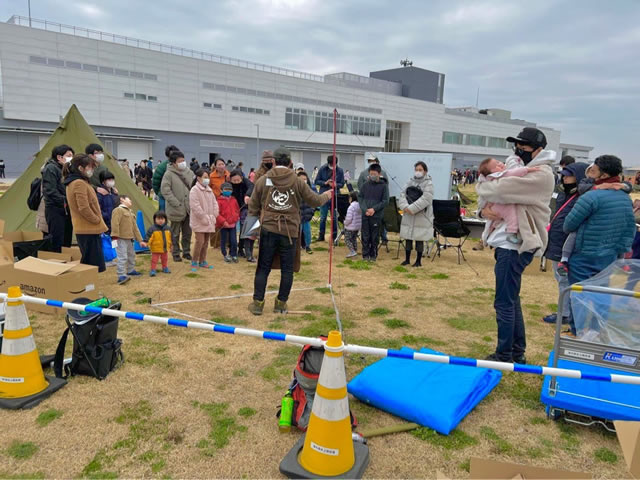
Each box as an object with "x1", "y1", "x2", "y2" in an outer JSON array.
[
  {"x1": 615, "y1": 421, "x2": 640, "y2": 478},
  {"x1": 8, "y1": 256, "x2": 98, "y2": 314},
  {"x1": 0, "y1": 241, "x2": 13, "y2": 292},
  {"x1": 469, "y1": 458, "x2": 591, "y2": 479},
  {"x1": 38, "y1": 247, "x2": 82, "y2": 262},
  {"x1": 0, "y1": 229, "x2": 44, "y2": 261}
]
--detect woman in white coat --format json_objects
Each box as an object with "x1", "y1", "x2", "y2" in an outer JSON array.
[{"x1": 397, "y1": 161, "x2": 434, "y2": 267}]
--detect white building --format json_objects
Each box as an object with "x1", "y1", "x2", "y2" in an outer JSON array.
[
  {"x1": 0, "y1": 15, "x2": 572, "y2": 178},
  {"x1": 559, "y1": 143, "x2": 593, "y2": 163}
]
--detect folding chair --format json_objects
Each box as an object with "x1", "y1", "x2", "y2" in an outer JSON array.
[
  {"x1": 381, "y1": 197, "x2": 405, "y2": 259},
  {"x1": 431, "y1": 199, "x2": 470, "y2": 265}
]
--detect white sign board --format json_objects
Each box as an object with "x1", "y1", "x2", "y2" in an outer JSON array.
[{"x1": 365, "y1": 152, "x2": 453, "y2": 200}]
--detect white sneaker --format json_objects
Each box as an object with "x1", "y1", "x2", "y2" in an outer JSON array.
[{"x1": 346, "y1": 251, "x2": 357, "y2": 258}]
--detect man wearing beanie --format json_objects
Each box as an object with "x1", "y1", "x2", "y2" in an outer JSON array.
[{"x1": 248, "y1": 147, "x2": 331, "y2": 315}]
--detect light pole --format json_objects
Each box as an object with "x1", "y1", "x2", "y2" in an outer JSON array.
[
  {"x1": 255, "y1": 124, "x2": 260, "y2": 166},
  {"x1": 28, "y1": 0, "x2": 32, "y2": 27}
]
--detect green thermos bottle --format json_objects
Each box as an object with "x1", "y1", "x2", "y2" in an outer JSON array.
[
  {"x1": 79, "y1": 297, "x2": 110, "y2": 316},
  {"x1": 279, "y1": 391, "x2": 294, "y2": 433}
]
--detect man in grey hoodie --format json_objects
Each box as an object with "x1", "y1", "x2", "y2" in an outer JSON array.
[{"x1": 476, "y1": 128, "x2": 556, "y2": 364}]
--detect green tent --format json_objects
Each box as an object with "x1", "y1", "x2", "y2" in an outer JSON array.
[{"x1": 0, "y1": 104, "x2": 156, "y2": 233}]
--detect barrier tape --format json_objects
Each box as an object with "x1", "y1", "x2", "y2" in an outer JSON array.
[{"x1": 2, "y1": 293, "x2": 639, "y2": 386}]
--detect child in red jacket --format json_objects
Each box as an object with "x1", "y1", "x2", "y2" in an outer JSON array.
[{"x1": 216, "y1": 182, "x2": 240, "y2": 263}]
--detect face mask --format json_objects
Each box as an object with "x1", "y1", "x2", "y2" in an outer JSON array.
[
  {"x1": 64, "y1": 156, "x2": 73, "y2": 163},
  {"x1": 95, "y1": 153, "x2": 105, "y2": 163},
  {"x1": 328, "y1": 165, "x2": 333, "y2": 170},
  {"x1": 369, "y1": 175, "x2": 379, "y2": 182},
  {"x1": 222, "y1": 191, "x2": 232, "y2": 197},
  {"x1": 563, "y1": 183, "x2": 577, "y2": 195},
  {"x1": 177, "y1": 162, "x2": 187, "y2": 170},
  {"x1": 202, "y1": 178, "x2": 210, "y2": 186},
  {"x1": 415, "y1": 171, "x2": 425, "y2": 179},
  {"x1": 514, "y1": 147, "x2": 534, "y2": 165},
  {"x1": 85, "y1": 169, "x2": 94, "y2": 178},
  {"x1": 105, "y1": 180, "x2": 115, "y2": 188}
]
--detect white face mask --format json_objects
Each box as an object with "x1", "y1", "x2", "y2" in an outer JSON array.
[
  {"x1": 105, "y1": 180, "x2": 116, "y2": 188},
  {"x1": 95, "y1": 153, "x2": 105, "y2": 163},
  {"x1": 177, "y1": 161, "x2": 187, "y2": 170},
  {"x1": 202, "y1": 178, "x2": 210, "y2": 186},
  {"x1": 63, "y1": 155, "x2": 73, "y2": 163},
  {"x1": 85, "y1": 168, "x2": 94, "y2": 178},
  {"x1": 415, "y1": 171, "x2": 425, "y2": 178}
]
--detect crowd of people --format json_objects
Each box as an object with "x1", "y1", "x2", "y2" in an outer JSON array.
[{"x1": 35, "y1": 130, "x2": 637, "y2": 363}]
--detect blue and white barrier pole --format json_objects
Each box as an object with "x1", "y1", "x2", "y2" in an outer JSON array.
[{"x1": 2, "y1": 292, "x2": 640, "y2": 386}]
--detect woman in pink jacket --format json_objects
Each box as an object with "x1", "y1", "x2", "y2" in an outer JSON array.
[{"x1": 189, "y1": 169, "x2": 219, "y2": 271}]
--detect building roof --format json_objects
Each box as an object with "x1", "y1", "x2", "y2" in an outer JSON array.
[{"x1": 560, "y1": 143, "x2": 594, "y2": 151}]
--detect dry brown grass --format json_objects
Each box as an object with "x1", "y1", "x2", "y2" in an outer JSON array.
[{"x1": 0, "y1": 237, "x2": 630, "y2": 478}]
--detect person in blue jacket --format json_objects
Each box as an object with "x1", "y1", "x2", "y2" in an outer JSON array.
[
  {"x1": 96, "y1": 170, "x2": 120, "y2": 234},
  {"x1": 563, "y1": 155, "x2": 636, "y2": 335},
  {"x1": 314, "y1": 155, "x2": 344, "y2": 242}
]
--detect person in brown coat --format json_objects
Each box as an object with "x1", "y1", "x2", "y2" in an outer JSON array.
[{"x1": 63, "y1": 154, "x2": 108, "y2": 272}]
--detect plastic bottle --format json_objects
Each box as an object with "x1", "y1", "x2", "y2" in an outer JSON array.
[
  {"x1": 79, "y1": 297, "x2": 110, "y2": 316},
  {"x1": 279, "y1": 391, "x2": 294, "y2": 433}
]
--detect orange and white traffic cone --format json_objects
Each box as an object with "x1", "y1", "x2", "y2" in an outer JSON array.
[
  {"x1": 0, "y1": 286, "x2": 66, "y2": 409},
  {"x1": 280, "y1": 330, "x2": 369, "y2": 478}
]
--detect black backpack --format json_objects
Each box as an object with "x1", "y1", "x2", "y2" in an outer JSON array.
[
  {"x1": 406, "y1": 185, "x2": 423, "y2": 205},
  {"x1": 27, "y1": 177, "x2": 42, "y2": 211},
  {"x1": 54, "y1": 299, "x2": 124, "y2": 380}
]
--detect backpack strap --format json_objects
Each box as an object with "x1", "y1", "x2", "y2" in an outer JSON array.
[{"x1": 53, "y1": 326, "x2": 70, "y2": 379}]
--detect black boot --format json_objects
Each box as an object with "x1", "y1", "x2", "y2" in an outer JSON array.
[
  {"x1": 401, "y1": 250, "x2": 411, "y2": 266},
  {"x1": 412, "y1": 252, "x2": 423, "y2": 267}
]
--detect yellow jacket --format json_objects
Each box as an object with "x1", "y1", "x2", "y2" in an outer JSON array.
[{"x1": 145, "y1": 224, "x2": 172, "y2": 253}]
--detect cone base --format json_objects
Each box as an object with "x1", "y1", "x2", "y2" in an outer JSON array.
[
  {"x1": 280, "y1": 435, "x2": 369, "y2": 479},
  {"x1": 0, "y1": 375, "x2": 66, "y2": 410}
]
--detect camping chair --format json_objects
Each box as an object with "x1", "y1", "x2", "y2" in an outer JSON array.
[
  {"x1": 431, "y1": 199, "x2": 470, "y2": 265},
  {"x1": 382, "y1": 197, "x2": 405, "y2": 259},
  {"x1": 333, "y1": 193, "x2": 350, "y2": 246}
]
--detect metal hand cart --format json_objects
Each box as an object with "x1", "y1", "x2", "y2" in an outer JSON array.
[{"x1": 543, "y1": 274, "x2": 640, "y2": 432}]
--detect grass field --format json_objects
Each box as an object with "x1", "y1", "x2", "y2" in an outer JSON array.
[{"x1": 0, "y1": 193, "x2": 631, "y2": 479}]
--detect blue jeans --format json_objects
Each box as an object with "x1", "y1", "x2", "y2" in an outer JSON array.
[
  {"x1": 301, "y1": 222, "x2": 311, "y2": 248},
  {"x1": 158, "y1": 196, "x2": 165, "y2": 212},
  {"x1": 318, "y1": 201, "x2": 337, "y2": 240},
  {"x1": 220, "y1": 227, "x2": 238, "y2": 256},
  {"x1": 493, "y1": 248, "x2": 534, "y2": 361}
]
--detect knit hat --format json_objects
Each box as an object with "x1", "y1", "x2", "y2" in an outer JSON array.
[{"x1": 221, "y1": 182, "x2": 233, "y2": 192}]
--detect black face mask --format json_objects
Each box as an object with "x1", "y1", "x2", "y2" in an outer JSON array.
[
  {"x1": 514, "y1": 147, "x2": 534, "y2": 165},
  {"x1": 563, "y1": 183, "x2": 577, "y2": 195}
]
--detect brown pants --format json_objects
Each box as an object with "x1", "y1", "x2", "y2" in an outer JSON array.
[{"x1": 193, "y1": 232, "x2": 212, "y2": 264}]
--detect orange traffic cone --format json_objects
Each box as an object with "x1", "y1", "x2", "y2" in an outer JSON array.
[
  {"x1": 280, "y1": 330, "x2": 369, "y2": 478},
  {"x1": 0, "y1": 286, "x2": 66, "y2": 409}
]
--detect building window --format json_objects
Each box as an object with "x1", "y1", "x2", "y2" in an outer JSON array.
[
  {"x1": 487, "y1": 137, "x2": 507, "y2": 148},
  {"x1": 466, "y1": 134, "x2": 487, "y2": 146},
  {"x1": 442, "y1": 131, "x2": 463, "y2": 144},
  {"x1": 284, "y1": 107, "x2": 380, "y2": 137},
  {"x1": 213, "y1": 104, "x2": 222, "y2": 110},
  {"x1": 48, "y1": 58, "x2": 65, "y2": 67},
  {"x1": 99, "y1": 66, "x2": 114, "y2": 75},
  {"x1": 82, "y1": 63, "x2": 98, "y2": 72},
  {"x1": 29, "y1": 55, "x2": 47, "y2": 64},
  {"x1": 147, "y1": 96, "x2": 157, "y2": 102},
  {"x1": 144, "y1": 73, "x2": 157, "y2": 81},
  {"x1": 115, "y1": 68, "x2": 129, "y2": 77},
  {"x1": 203, "y1": 103, "x2": 222, "y2": 109},
  {"x1": 385, "y1": 121, "x2": 402, "y2": 152},
  {"x1": 124, "y1": 92, "x2": 134, "y2": 99},
  {"x1": 66, "y1": 61, "x2": 82, "y2": 69},
  {"x1": 232, "y1": 106, "x2": 270, "y2": 115},
  {"x1": 135, "y1": 93, "x2": 147, "y2": 100},
  {"x1": 203, "y1": 102, "x2": 213, "y2": 108},
  {"x1": 130, "y1": 71, "x2": 144, "y2": 79}
]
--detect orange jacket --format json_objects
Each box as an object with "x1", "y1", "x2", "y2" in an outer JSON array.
[{"x1": 209, "y1": 169, "x2": 230, "y2": 197}]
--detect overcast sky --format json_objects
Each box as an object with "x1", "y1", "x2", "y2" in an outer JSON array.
[{"x1": 2, "y1": 0, "x2": 638, "y2": 162}]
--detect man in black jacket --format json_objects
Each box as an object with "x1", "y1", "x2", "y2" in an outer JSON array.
[
  {"x1": 542, "y1": 162, "x2": 588, "y2": 325},
  {"x1": 358, "y1": 163, "x2": 389, "y2": 262},
  {"x1": 42, "y1": 144, "x2": 75, "y2": 252}
]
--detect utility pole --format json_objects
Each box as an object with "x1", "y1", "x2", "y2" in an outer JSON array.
[
  {"x1": 28, "y1": 0, "x2": 32, "y2": 27},
  {"x1": 255, "y1": 124, "x2": 260, "y2": 166},
  {"x1": 476, "y1": 87, "x2": 480, "y2": 108}
]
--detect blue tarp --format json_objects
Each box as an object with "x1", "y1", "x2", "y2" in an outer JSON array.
[
  {"x1": 347, "y1": 347, "x2": 502, "y2": 434},
  {"x1": 134, "y1": 210, "x2": 149, "y2": 253},
  {"x1": 541, "y1": 351, "x2": 640, "y2": 421}
]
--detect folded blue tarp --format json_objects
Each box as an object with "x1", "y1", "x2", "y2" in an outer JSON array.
[{"x1": 347, "y1": 347, "x2": 502, "y2": 434}]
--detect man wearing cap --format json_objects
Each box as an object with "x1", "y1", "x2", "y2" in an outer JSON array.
[
  {"x1": 314, "y1": 155, "x2": 345, "y2": 242},
  {"x1": 248, "y1": 148, "x2": 331, "y2": 315},
  {"x1": 358, "y1": 154, "x2": 390, "y2": 244},
  {"x1": 476, "y1": 127, "x2": 556, "y2": 363},
  {"x1": 253, "y1": 150, "x2": 275, "y2": 184}
]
